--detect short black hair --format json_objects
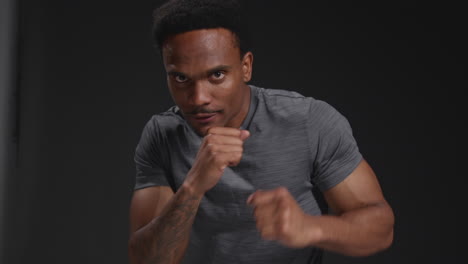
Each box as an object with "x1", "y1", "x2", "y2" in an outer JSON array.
[{"x1": 152, "y1": 0, "x2": 250, "y2": 56}]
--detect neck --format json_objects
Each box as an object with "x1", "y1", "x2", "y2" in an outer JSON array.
[{"x1": 226, "y1": 84, "x2": 251, "y2": 129}]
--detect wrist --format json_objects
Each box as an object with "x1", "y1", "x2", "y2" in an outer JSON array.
[
  {"x1": 304, "y1": 214, "x2": 326, "y2": 246},
  {"x1": 181, "y1": 180, "x2": 205, "y2": 198}
]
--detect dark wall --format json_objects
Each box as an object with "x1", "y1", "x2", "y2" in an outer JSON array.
[
  {"x1": 1, "y1": 0, "x2": 17, "y2": 261},
  {"x1": 3, "y1": 1, "x2": 466, "y2": 263}
]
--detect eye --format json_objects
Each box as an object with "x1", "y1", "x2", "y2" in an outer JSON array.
[
  {"x1": 211, "y1": 71, "x2": 225, "y2": 80},
  {"x1": 174, "y1": 74, "x2": 188, "y2": 83}
]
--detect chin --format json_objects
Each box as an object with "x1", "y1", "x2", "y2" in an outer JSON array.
[
  {"x1": 188, "y1": 117, "x2": 228, "y2": 137},
  {"x1": 195, "y1": 128, "x2": 209, "y2": 137},
  {"x1": 191, "y1": 125, "x2": 211, "y2": 137}
]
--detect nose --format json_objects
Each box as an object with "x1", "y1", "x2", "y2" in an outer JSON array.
[{"x1": 189, "y1": 81, "x2": 212, "y2": 106}]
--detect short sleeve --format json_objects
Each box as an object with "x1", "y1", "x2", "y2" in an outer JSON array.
[
  {"x1": 134, "y1": 116, "x2": 171, "y2": 190},
  {"x1": 309, "y1": 100, "x2": 363, "y2": 191}
]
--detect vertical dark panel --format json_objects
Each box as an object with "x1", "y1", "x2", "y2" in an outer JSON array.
[
  {"x1": 0, "y1": 0, "x2": 18, "y2": 262},
  {"x1": 3, "y1": 0, "x2": 49, "y2": 262},
  {"x1": 8, "y1": 0, "x2": 167, "y2": 263}
]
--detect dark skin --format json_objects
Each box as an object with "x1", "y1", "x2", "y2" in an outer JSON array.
[
  {"x1": 128, "y1": 28, "x2": 394, "y2": 264},
  {"x1": 128, "y1": 28, "x2": 253, "y2": 264},
  {"x1": 163, "y1": 28, "x2": 253, "y2": 137}
]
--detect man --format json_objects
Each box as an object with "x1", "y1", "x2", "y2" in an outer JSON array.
[{"x1": 128, "y1": 0, "x2": 394, "y2": 263}]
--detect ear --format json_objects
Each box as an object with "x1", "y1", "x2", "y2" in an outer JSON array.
[{"x1": 241, "y1": 52, "x2": 253, "y2": 82}]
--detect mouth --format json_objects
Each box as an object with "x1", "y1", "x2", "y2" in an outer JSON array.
[{"x1": 189, "y1": 112, "x2": 218, "y2": 124}]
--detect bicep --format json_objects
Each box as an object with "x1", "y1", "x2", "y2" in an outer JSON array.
[
  {"x1": 129, "y1": 186, "x2": 174, "y2": 234},
  {"x1": 323, "y1": 159, "x2": 388, "y2": 215}
]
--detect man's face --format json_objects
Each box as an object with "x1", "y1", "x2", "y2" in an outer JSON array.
[{"x1": 162, "y1": 28, "x2": 253, "y2": 136}]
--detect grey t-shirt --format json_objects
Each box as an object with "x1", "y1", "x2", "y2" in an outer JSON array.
[{"x1": 134, "y1": 85, "x2": 363, "y2": 264}]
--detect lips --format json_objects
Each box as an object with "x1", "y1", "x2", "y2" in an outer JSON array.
[
  {"x1": 193, "y1": 113, "x2": 216, "y2": 119},
  {"x1": 190, "y1": 113, "x2": 217, "y2": 124}
]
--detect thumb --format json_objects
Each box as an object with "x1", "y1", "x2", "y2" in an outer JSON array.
[{"x1": 240, "y1": 130, "x2": 250, "y2": 141}]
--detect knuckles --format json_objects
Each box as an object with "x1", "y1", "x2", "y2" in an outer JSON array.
[
  {"x1": 251, "y1": 188, "x2": 302, "y2": 244},
  {"x1": 275, "y1": 187, "x2": 289, "y2": 197},
  {"x1": 206, "y1": 143, "x2": 217, "y2": 154},
  {"x1": 204, "y1": 135, "x2": 216, "y2": 146},
  {"x1": 233, "y1": 152, "x2": 242, "y2": 160},
  {"x1": 277, "y1": 220, "x2": 289, "y2": 235}
]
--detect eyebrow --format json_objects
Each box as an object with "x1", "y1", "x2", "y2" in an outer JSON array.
[
  {"x1": 207, "y1": 65, "x2": 232, "y2": 74},
  {"x1": 167, "y1": 65, "x2": 232, "y2": 78}
]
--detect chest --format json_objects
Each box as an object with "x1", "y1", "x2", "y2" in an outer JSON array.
[{"x1": 165, "y1": 126, "x2": 322, "y2": 232}]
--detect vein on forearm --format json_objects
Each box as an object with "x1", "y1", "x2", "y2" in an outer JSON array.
[
  {"x1": 314, "y1": 201, "x2": 394, "y2": 256},
  {"x1": 132, "y1": 190, "x2": 201, "y2": 264}
]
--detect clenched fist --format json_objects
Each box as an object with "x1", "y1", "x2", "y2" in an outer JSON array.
[
  {"x1": 247, "y1": 187, "x2": 321, "y2": 248},
  {"x1": 184, "y1": 127, "x2": 250, "y2": 196}
]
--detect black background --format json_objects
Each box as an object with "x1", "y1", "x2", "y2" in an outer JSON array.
[{"x1": 3, "y1": 1, "x2": 466, "y2": 263}]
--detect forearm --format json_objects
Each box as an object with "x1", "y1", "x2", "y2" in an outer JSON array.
[
  {"x1": 129, "y1": 184, "x2": 202, "y2": 264},
  {"x1": 310, "y1": 202, "x2": 394, "y2": 256}
]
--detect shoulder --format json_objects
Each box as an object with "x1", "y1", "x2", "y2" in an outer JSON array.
[
  {"x1": 254, "y1": 85, "x2": 331, "y2": 112},
  {"x1": 142, "y1": 106, "x2": 185, "y2": 134},
  {"x1": 251, "y1": 85, "x2": 350, "y2": 131},
  {"x1": 255, "y1": 86, "x2": 307, "y2": 104},
  {"x1": 252, "y1": 85, "x2": 338, "y2": 119},
  {"x1": 309, "y1": 99, "x2": 346, "y2": 126},
  {"x1": 137, "y1": 106, "x2": 187, "y2": 147},
  {"x1": 253, "y1": 86, "x2": 308, "y2": 117}
]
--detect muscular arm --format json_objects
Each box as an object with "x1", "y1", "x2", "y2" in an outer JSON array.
[
  {"x1": 311, "y1": 159, "x2": 394, "y2": 256},
  {"x1": 129, "y1": 127, "x2": 249, "y2": 264},
  {"x1": 248, "y1": 159, "x2": 394, "y2": 256},
  {"x1": 128, "y1": 184, "x2": 202, "y2": 264}
]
